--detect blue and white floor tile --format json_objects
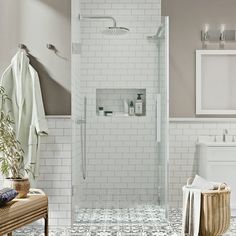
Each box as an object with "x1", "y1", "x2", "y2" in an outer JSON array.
[{"x1": 13, "y1": 207, "x2": 236, "y2": 235}]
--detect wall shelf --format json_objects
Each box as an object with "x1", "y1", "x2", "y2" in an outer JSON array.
[{"x1": 96, "y1": 88, "x2": 146, "y2": 117}]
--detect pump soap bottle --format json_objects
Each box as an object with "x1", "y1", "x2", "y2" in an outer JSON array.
[
  {"x1": 135, "y1": 93, "x2": 143, "y2": 116},
  {"x1": 129, "y1": 101, "x2": 135, "y2": 116}
]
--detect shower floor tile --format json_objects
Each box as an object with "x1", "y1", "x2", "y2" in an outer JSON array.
[
  {"x1": 74, "y1": 205, "x2": 167, "y2": 224},
  {"x1": 12, "y1": 207, "x2": 236, "y2": 235}
]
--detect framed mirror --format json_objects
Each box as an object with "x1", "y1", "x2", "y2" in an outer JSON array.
[{"x1": 196, "y1": 50, "x2": 236, "y2": 115}]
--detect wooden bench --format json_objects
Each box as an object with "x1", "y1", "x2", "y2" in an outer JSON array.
[{"x1": 0, "y1": 189, "x2": 48, "y2": 236}]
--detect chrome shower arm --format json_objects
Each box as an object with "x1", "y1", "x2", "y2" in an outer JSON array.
[{"x1": 79, "y1": 14, "x2": 117, "y2": 27}]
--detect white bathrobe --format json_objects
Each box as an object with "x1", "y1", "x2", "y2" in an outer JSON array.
[{"x1": 0, "y1": 51, "x2": 48, "y2": 178}]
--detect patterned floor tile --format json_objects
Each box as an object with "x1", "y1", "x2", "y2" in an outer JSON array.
[{"x1": 12, "y1": 207, "x2": 236, "y2": 235}]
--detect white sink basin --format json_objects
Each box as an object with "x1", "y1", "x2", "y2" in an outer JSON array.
[{"x1": 197, "y1": 136, "x2": 236, "y2": 216}]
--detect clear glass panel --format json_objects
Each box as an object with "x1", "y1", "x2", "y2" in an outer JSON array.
[
  {"x1": 158, "y1": 16, "x2": 169, "y2": 216},
  {"x1": 72, "y1": 13, "x2": 169, "y2": 224}
]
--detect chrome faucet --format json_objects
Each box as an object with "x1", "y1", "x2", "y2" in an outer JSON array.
[{"x1": 223, "y1": 129, "x2": 228, "y2": 142}]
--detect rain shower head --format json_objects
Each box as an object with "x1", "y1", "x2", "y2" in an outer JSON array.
[
  {"x1": 102, "y1": 26, "x2": 129, "y2": 35},
  {"x1": 79, "y1": 15, "x2": 129, "y2": 35}
]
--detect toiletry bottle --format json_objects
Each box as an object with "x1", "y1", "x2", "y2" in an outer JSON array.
[
  {"x1": 123, "y1": 99, "x2": 129, "y2": 116},
  {"x1": 135, "y1": 94, "x2": 143, "y2": 116},
  {"x1": 98, "y1": 107, "x2": 104, "y2": 116},
  {"x1": 129, "y1": 101, "x2": 135, "y2": 116}
]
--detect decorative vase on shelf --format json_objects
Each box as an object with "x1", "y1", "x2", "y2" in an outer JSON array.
[{"x1": 5, "y1": 178, "x2": 30, "y2": 198}]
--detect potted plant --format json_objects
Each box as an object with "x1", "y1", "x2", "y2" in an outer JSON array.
[{"x1": 0, "y1": 86, "x2": 30, "y2": 198}]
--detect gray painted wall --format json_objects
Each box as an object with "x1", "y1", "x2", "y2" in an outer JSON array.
[
  {"x1": 162, "y1": 0, "x2": 236, "y2": 117},
  {"x1": 0, "y1": 0, "x2": 71, "y2": 115},
  {"x1": 0, "y1": 0, "x2": 19, "y2": 75}
]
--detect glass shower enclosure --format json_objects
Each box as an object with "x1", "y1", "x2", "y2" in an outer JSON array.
[{"x1": 72, "y1": 16, "x2": 169, "y2": 223}]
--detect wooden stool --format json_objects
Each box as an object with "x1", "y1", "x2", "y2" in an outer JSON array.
[{"x1": 0, "y1": 189, "x2": 48, "y2": 236}]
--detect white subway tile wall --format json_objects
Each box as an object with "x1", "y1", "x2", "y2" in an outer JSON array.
[
  {"x1": 71, "y1": 0, "x2": 162, "y2": 209},
  {"x1": 38, "y1": 118, "x2": 72, "y2": 227},
  {"x1": 0, "y1": 118, "x2": 72, "y2": 227}
]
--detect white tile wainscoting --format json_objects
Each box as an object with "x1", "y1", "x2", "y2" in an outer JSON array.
[
  {"x1": 169, "y1": 118, "x2": 236, "y2": 208},
  {"x1": 0, "y1": 117, "x2": 72, "y2": 227},
  {"x1": 2, "y1": 116, "x2": 236, "y2": 227},
  {"x1": 37, "y1": 117, "x2": 72, "y2": 227},
  {"x1": 39, "y1": 117, "x2": 236, "y2": 226},
  {"x1": 41, "y1": 117, "x2": 236, "y2": 227}
]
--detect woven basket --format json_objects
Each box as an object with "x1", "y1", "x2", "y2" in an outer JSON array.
[
  {"x1": 186, "y1": 178, "x2": 231, "y2": 236},
  {"x1": 200, "y1": 185, "x2": 231, "y2": 236}
]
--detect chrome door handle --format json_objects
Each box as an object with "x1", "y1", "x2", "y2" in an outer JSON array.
[
  {"x1": 79, "y1": 96, "x2": 87, "y2": 180},
  {"x1": 156, "y1": 94, "x2": 161, "y2": 143}
]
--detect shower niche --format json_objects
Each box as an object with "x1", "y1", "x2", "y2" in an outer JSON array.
[{"x1": 96, "y1": 88, "x2": 146, "y2": 117}]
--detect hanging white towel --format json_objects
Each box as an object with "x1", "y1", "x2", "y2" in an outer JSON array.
[
  {"x1": 182, "y1": 186, "x2": 201, "y2": 236},
  {"x1": 0, "y1": 51, "x2": 48, "y2": 180}
]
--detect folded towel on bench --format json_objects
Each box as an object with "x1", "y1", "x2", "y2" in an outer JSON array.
[{"x1": 0, "y1": 188, "x2": 18, "y2": 206}]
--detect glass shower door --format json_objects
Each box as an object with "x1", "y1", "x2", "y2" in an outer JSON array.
[{"x1": 71, "y1": 13, "x2": 170, "y2": 224}]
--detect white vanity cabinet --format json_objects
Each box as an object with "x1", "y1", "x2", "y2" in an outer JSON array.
[{"x1": 197, "y1": 142, "x2": 236, "y2": 216}]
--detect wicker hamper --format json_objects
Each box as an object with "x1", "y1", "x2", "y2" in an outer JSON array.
[{"x1": 200, "y1": 186, "x2": 231, "y2": 236}]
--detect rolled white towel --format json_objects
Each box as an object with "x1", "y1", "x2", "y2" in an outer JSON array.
[{"x1": 191, "y1": 175, "x2": 226, "y2": 190}]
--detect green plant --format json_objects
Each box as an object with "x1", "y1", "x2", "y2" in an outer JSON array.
[{"x1": 0, "y1": 86, "x2": 26, "y2": 178}]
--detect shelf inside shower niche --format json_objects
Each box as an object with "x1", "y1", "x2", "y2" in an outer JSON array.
[{"x1": 96, "y1": 88, "x2": 146, "y2": 117}]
